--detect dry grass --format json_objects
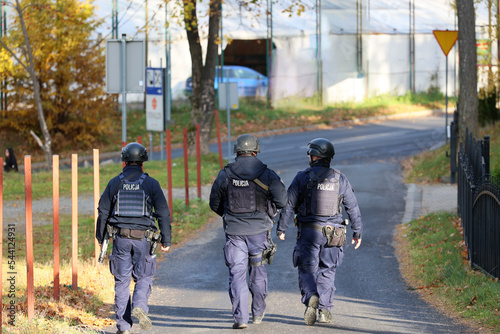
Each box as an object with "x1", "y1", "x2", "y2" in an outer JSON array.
[{"x1": 2, "y1": 259, "x2": 115, "y2": 333}]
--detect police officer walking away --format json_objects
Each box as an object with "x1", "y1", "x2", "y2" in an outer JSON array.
[
  {"x1": 276, "y1": 138, "x2": 363, "y2": 326},
  {"x1": 210, "y1": 134, "x2": 288, "y2": 329},
  {"x1": 96, "y1": 142, "x2": 171, "y2": 334}
]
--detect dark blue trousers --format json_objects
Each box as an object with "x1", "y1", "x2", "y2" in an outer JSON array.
[
  {"x1": 224, "y1": 232, "x2": 268, "y2": 324},
  {"x1": 293, "y1": 227, "x2": 344, "y2": 311},
  {"x1": 109, "y1": 235, "x2": 156, "y2": 331}
]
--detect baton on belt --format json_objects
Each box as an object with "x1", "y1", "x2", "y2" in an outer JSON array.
[{"x1": 98, "y1": 226, "x2": 110, "y2": 264}]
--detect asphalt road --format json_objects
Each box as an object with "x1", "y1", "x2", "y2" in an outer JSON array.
[{"x1": 103, "y1": 114, "x2": 476, "y2": 334}]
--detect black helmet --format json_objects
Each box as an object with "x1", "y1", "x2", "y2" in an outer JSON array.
[
  {"x1": 307, "y1": 138, "x2": 335, "y2": 159},
  {"x1": 121, "y1": 142, "x2": 149, "y2": 162},
  {"x1": 234, "y1": 134, "x2": 260, "y2": 154}
]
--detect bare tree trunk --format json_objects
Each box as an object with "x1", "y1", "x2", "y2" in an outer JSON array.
[
  {"x1": 456, "y1": 0, "x2": 479, "y2": 144},
  {"x1": 183, "y1": 0, "x2": 221, "y2": 156}
]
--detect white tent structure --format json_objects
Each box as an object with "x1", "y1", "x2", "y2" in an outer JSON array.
[{"x1": 97, "y1": 0, "x2": 493, "y2": 104}]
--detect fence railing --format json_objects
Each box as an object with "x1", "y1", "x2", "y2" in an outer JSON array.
[{"x1": 457, "y1": 128, "x2": 500, "y2": 279}]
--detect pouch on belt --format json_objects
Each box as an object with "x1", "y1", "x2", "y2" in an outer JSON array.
[{"x1": 322, "y1": 225, "x2": 346, "y2": 247}]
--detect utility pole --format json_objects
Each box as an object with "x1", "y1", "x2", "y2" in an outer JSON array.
[
  {"x1": 144, "y1": 0, "x2": 148, "y2": 112},
  {"x1": 112, "y1": 0, "x2": 118, "y2": 38},
  {"x1": 316, "y1": 0, "x2": 322, "y2": 106},
  {"x1": 266, "y1": 0, "x2": 273, "y2": 108}
]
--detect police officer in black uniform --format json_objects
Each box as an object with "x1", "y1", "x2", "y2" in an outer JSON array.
[
  {"x1": 276, "y1": 138, "x2": 362, "y2": 326},
  {"x1": 96, "y1": 142, "x2": 171, "y2": 334},
  {"x1": 210, "y1": 134, "x2": 288, "y2": 329}
]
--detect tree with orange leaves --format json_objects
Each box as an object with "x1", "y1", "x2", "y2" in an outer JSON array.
[{"x1": 0, "y1": 0, "x2": 116, "y2": 165}]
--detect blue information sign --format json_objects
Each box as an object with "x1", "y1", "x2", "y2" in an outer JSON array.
[{"x1": 146, "y1": 67, "x2": 164, "y2": 131}]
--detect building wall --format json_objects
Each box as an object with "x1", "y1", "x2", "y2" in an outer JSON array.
[
  {"x1": 150, "y1": 30, "x2": 491, "y2": 106},
  {"x1": 269, "y1": 32, "x2": 463, "y2": 104}
]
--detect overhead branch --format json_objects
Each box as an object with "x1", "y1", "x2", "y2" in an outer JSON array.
[{"x1": 0, "y1": 40, "x2": 29, "y2": 71}]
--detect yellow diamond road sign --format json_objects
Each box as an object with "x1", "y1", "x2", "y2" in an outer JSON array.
[{"x1": 433, "y1": 30, "x2": 458, "y2": 56}]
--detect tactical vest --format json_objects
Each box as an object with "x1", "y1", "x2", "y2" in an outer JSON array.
[
  {"x1": 300, "y1": 168, "x2": 342, "y2": 217},
  {"x1": 113, "y1": 173, "x2": 153, "y2": 219},
  {"x1": 226, "y1": 168, "x2": 268, "y2": 214}
]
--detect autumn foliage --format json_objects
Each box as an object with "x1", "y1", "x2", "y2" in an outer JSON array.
[{"x1": 0, "y1": 0, "x2": 118, "y2": 154}]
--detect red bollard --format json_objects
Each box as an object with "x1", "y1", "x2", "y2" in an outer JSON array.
[
  {"x1": 196, "y1": 124, "x2": 202, "y2": 199},
  {"x1": 0, "y1": 158, "x2": 3, "y2": 323},
  {"x1": 183, "y1": 128, "x2": 189, "y2": 206},
  {"x1": 25, "y1": 156, "x2": 34, "y2": 319},
  {"x1": 166, "y1": 130, "x2": 173, "y2": 218},
  {"x1": 53, "y1": 155, "x2": 60, "y2": 300},
  {"x1": 71, "y1": 154, "x2": 78, "y2": 291},
  {"x1": 137, "y1": 135, "x2": 142, "y2": 145},
  {"x1": 215, "y1": 109, "x2": 224, "y2": 169}
]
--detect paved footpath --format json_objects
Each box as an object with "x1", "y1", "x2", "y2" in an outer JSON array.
[{"x1": 403, "y1": 183, "x2": 457, "y2": 223}]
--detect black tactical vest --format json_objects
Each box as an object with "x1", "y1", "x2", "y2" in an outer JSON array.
[
  {"x1": 113, "y1": 173, "x2": 153, "y2": 218},
  {"x1": 300, "y1": 168, "x2": 342, "y2": 217},
  {"x1": 226, "y1": 168, "x2": 268, "y2": 214}
]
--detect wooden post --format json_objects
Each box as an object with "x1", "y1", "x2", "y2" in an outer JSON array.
[
  {"x1": 183, "y1": 128, "x2": 189, "y2": 206},
  {"x1": 93, "y1": 149, "x2": 100, "y2": 265},
  {"x1": 24, "y1": 156, "x2": 34, "y2": 319},
  {"x1": 196, "y1": 124, "x2": 201, "y2": 199},
  {"x1": 71, "y1": 154, "x2": 78, "y2": 290},
  {"x1": 166, "y1": 129, "x2": 173, "y2": 218},
  {"x1": 215, "y1": 109, "x2": 224, "y2": 169},
  {"x1": 53, "y1": 155, "x2": 60, "y2": 300}
]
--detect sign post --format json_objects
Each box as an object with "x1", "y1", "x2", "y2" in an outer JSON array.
[
  {"x1": 433, "y1": 30, "x2": 458, "y2": 140},
  {"x1": 106, "y1": 36, "x2": 145, "y2": 145},
  {"x1": 218, "y1": 82, "x2": 238, "y2": 160},
  {"x1": 146, "y1": 67, "x2": 164, "y2": 132},
  {"x1": 146, "y1": 67, "x2": 164, "y2": 161}
]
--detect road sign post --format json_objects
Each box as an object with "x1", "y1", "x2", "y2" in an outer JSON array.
[
  {"x1": 433, "y1": 30, "x2": 458, "y2": 141},
  {"x1": 218, "y1": 82, "x2": 238, "y2": 160},
  {"x1": 146, "y1": 67, "x2": 165, "y2": 132}
]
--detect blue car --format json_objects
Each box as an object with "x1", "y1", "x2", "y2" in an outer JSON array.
[{"x1": 185, "y1": 65, "x2": 268, "y2": 97}]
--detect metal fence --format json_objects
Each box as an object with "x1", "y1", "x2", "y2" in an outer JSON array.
[{"x1": 457, "y1": 128, "x2": 500, "y2": 279}]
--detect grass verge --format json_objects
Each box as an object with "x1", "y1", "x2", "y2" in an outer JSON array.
[
  {"x1": 403, "y1": 121, "x2": 500, "y2": 184},
  {"x1": 396, "y1": 213, "x2": 500, "y2": 333},
  {"x1": 2, "y1": 198, "x2": 216, "y2": 332},
  {"x1": 399, "y1": 120, "x2": 500, "y2": 332}
]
